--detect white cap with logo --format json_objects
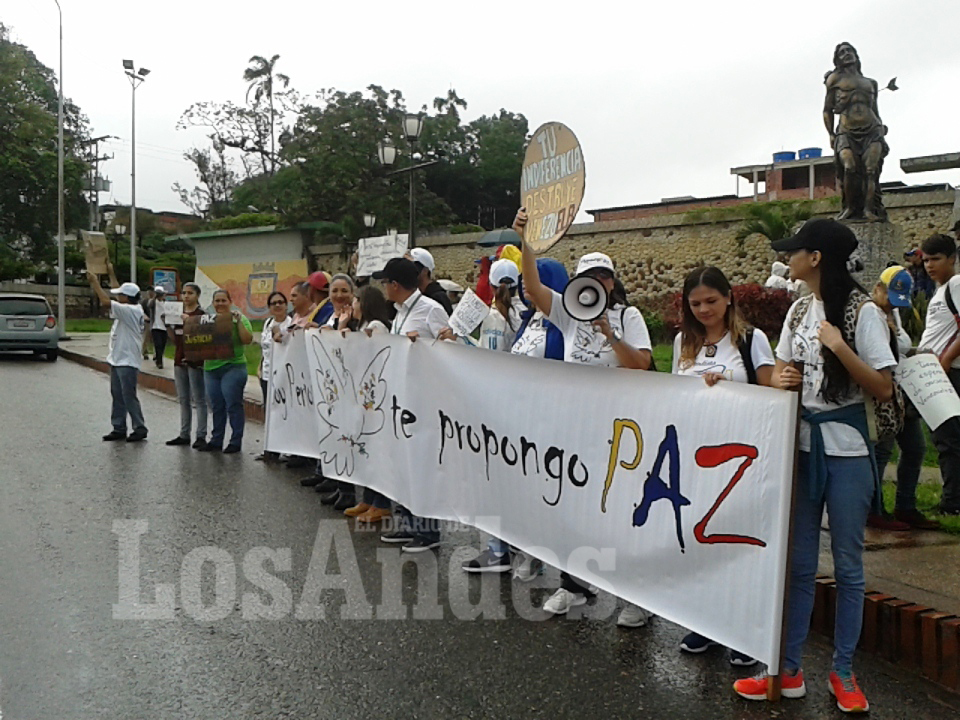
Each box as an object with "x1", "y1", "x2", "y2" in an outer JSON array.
[
  {"x1": 575, "y1": 252, "x2": 615, "y2": 277},
  {"x1": 110, "y1": 282, "x2": 141, "y2": 298},
  {"x1": 408, "y1": 247, "x2": 435, "y2": 273}
]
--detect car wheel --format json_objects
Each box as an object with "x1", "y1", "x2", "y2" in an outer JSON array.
[{"x1": 45, "y1": 349, "x2": 58, "y2": 362}]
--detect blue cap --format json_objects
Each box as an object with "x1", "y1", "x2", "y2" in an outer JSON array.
[{"x1": 885, "y1": 269, "x2": 913, "y2": 308}]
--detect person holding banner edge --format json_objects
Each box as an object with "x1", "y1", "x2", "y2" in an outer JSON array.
[
  {"x1": 733, "y1": 218, "x2": 895, "y2": 713},
  {"x1": 673, "y1": 265, "x2": 775, "y2": 666},
  {"x1": 514, "y1": 208, "x2": 654, "y2": 628},
  {"x1": 255, "y1": 290, "x2": 290, "y2": 462},
  {"x1": 166, "y1": 282, "x2": 208, "y2": 449},
  {"x1": 199, "y1": 289, "x2": 254, "y2": 454}
]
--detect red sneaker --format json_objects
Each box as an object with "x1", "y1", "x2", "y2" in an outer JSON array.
[
  {"x1": 829, "y1": 671, "x2": 869, "y2": 713},
  {"x1": 733, "y1": 670, "x2": 806, "y2": 700}
]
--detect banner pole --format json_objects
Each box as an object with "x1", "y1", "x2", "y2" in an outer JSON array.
[{"x1": 767, "y1": 389, "x2": 803, "y2": 701}]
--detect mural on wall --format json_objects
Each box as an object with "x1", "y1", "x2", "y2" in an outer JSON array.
[{"x1": 196, "y1": 260, "x2": 308, "y2": 318}]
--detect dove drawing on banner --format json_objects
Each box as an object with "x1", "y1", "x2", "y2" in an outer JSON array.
[{"x1": 310, "y1": 334, "x2": 391, "y2": 476}]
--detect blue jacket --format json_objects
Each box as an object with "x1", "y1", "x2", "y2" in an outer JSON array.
[{"x1": 515, "y1": 258, "x2": 569, "y2": 360}]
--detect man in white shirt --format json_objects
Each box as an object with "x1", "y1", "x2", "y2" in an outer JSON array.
[
  {"x1": 150, "y1": 286, "x2": 168, "y2": 369},
  {"x1": 372, "y1": 257, "x2": 450, "y2": 551},
  {"x1": 917, "y1": 232, "x2": 960, "y2": 515},
  {"x1": 87, "y1": 267, "x2": 149, "y2": 442}
]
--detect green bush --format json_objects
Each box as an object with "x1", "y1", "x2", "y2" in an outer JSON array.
[
  {"x1": 210, "y1": 213, "x2": 280, "y2": 231},
  {"x1": 450, "y1": 224, "x2": 485, "y2": 235}
]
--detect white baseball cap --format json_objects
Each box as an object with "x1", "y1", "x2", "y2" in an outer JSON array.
[
  {"x1": 438, "y1": 279, "x2": 464, "y2": 293},
  {"x1": 154, "y1": 286, "x2": 166, "y2": 294},
  {"x1": 575, "y1": 252, "x2": 615, "y2": 277},
  {"x1": 111, "y1": 282, "x2": 141, "y2": 298},
  {"x1": 490, "y1": 259, "x2": 520, "y2": 286},
  {"x1": 408, "y1": 247, "x2": 435, "y2": 273}
]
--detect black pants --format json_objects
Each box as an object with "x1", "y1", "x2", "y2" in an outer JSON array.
[
  {"x1": 151, "y1": 329, "x2": 167, "y2": 362},
  {"x1": 931, "y1": 369, "x2": 960, "y2": 512},
  {"x1": 561, "y1": 572, "x2": 596, "y2": 596}
]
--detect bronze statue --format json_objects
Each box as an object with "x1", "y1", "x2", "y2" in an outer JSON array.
[{"x1": 823, "y1": 42, "x2": 889, "y2": 221}]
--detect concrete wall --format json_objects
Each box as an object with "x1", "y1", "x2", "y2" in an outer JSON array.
[
  {"x1": 0, "y1": 282, "x2": 97, "y2": 318},
  {"x1": 309, "y1": 188, "x2": 956, "y2": 309}
]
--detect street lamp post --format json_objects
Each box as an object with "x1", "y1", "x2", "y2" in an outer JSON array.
[
  {"x1": 113, "y1": 224, "x2": 126, "y2": 268},
  {"x1": 123, "y1": 60, "x2": 150, "y2": 284},
  {"x1": 363, "y1": 212, "x2": 376, "y2": 237},
  {"x1": 54, "y1": 0, "x2": 65, "y2": 333},
  {"x1": 376, "y1": 114, "x2": 436, "y2": 249}
]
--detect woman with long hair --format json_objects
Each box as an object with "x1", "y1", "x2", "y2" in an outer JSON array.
[
  {"x1": 515, "y1": 207, "x2": 653, "y2": 629},
  {"x1": 672, "y1": 266, "x2": 775, "y2": 666},
  {"x1": 255, "y1": 290, "x2": 290, "y2": 462},
  {"x1": 733, "y1": 219, "x2": 895, "y2": 713},
  {"x1": 199, "y1": 289, "x2": 254, "y2": 454},
  {"x1": 166, "y1": 282, "x2": 208, "y2": 449},
  {"x1": 479, "y1": 259, "x2": 525, "y2": 351}
]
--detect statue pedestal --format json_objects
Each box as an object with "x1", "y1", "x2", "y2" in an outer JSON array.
[{"x1": 847, "y1": 221, "x2": 903, "y2": 285}]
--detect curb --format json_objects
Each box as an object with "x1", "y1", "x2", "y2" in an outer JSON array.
[
  {"x1": 57, "y1": 350, "x2": 960, "y2": 697},
  {"x1": 60, "y1": 349, "x2": 265, "y2": 423}
]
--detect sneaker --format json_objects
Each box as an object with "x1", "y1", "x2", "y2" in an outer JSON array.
[
  {"x1": 380, "y1": 530, "x2": 414, "y2": 544},
  {"x1": 828, "y1": 671, "x2": 869, "y2": 713},
  {"x1": 616, "y1": 603, "x2": 650, "y2": 628},
  {"x1": 734, "y1": 670, "x2": 806, "y2": 701},
  {"x1": 300, "y1": 475, "x2": 323, "y2": 487},
  {"x1": 866, "y1": 513, "x2": 910, "y2": 531},
  {"x1": 192, "y1": 438, "x2": 208, "y2": 450},
  {"x1": 894, "y1": 508, "x2": 940, "y2": 530},
  {"x1": 542, "y1": 588, "x2": 587, "y2": 615},
  {"x1": 343, "y1": 503, "x2": 371, "y2": 517},
  {"x1": 166, "y1": 436, "x2": 190, "y2": 446},
  {"x1": 319, "y1": 491, "x2": 340, "y2": 506},
  {"x1": 402, "y1": 537, "x2": 441, "y2": 553},
  {"x1": 102, "y1": 430, "x2": 126, "y2": 441},
  {"x1": 126, "y1": 429, "x2": 148, "y2": 443},
  {"x1": 729, "y1": 650, "x2": 758, "y2": 667},
  {"x1": 356, "y1": 507, "x2": 391, "y2": 524},
  {"x1": 680, "y1": 632, "x2": 718, "y2": 653},
  {"x1": 512, "y1": 552, "x2": 544, "y2": 582},
  {"x1": 462, "y1": 549, "x2": 511, "y2": 574}
]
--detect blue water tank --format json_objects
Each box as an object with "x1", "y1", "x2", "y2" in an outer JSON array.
[
  {"x1": 798, "y1": 147, "x2": 822, "y2": 159},
  {"x1": 773, "y1": 151, "x2": 796, "y2": 163}
]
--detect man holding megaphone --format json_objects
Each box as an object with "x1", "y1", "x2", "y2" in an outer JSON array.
[{"x1": 514, "y1": 208, "x2": 654, "y2": 627}]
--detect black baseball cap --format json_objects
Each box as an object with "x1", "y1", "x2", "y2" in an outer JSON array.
[
  {"x1": 771, "y1": 218, "x2": 859, "y2": 259},
  {"x1": 372, "y1": 257, "x2": 420, "y2": 287}
]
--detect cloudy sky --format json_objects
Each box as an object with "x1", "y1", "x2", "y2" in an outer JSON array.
[{"x1": 5, "y1": 0, "x2": 959, "y2": 221}]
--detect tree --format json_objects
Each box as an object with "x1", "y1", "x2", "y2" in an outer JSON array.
[
  {"x1": 172, "y1": 137, "x2": 239, "y2": 219},
  {"x1": 243, "y1": 54, "x2": 289, "y2": 176},
  {"x1": 0, "y1": 23, "x2": 89, "y2": 280},
  {"x1": 735, "y1": 200, "x2": 814, "y2": 252}
]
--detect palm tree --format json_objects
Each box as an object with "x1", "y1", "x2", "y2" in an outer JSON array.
[
  {"x1": 243, "y1": 54, "x2": 289, "y2": 175},
  {"x1": 735, "y1": 201, "x2": 813, "y2": 253}
]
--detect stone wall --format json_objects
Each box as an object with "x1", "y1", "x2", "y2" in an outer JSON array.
[
  {"x1": 0, "y1": 281, "x2": 97, "y2": 318},
  {"x1": 310, "y1": 188, "x2": 956, "y2": 309}
]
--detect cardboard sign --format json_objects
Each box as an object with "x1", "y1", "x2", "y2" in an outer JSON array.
[
  {"x1": 897, "y1": 354, "x2": 960, "y2": 430},
  {"x1": 447, "y1": 288, "x2": 490, "y2": 337},
  {"x1": 182, "y1": 313, "x2": 235, "y2": 363},
  {"x1": 81, "y1": 231, "x2": 109, "y2": 275},
  {"x1": 520, "y1": 122, "x2": 585, "y2": 253},
  {"x1": 162, "y1": 301, "x2": 184, "y2": 326},
  {"x1": 356, "y1": 233, "x2": 409, "y2": 277}
]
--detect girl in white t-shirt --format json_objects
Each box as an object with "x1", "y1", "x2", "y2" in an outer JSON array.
[
  {"x1": 733, "y1": 219, "x2": 895, "y2": 713},
  {"x1": 478, "y1": 259, "x2": 525, "y2": 351},
  {"x1": 515, "y1": 208, "x2": 653, "y2": 630},
  {"x1": 673, "y1": 266, "x2": 774, "y2": 666}
]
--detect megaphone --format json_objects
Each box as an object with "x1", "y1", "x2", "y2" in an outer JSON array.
[{"x1": 562, "y1": 275, "x2": 608, "y2": 322}]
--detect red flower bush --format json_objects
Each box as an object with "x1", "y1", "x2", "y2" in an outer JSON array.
[{"x1": 665, "y1": 284, "x2": 794, "y2": 341}]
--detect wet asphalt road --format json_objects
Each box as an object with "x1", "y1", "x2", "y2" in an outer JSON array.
[{"x1": 0, "y1": 355, "x2": 957, "y2": 719}]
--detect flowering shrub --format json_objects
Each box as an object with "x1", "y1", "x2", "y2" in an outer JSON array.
[{"x1": 665, "y1": 284, "x2": 794, "y2": 341}]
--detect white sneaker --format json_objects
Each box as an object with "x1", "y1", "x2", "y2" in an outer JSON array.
[
  {"x1": 512, "y1": 552, "x2": 544, "y2": 582},
  {"x1": 616, "y1": 603, "x2": 650, "y2": 628},
  {"x1": 542, "y1": 588, "x2": 586, "y2": 615}
]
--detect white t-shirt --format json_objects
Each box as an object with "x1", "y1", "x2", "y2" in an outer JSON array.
[
  {"x1": 918, "y1": 276, "x2": 960, "y2": 366},
  {"x1": 672, "y1": 329, "x2": 775, "y2": 384},
  {"x1": 547, "y1": 290, "x2": 651, "y2": 367},
  {"x1": 260, "y1": 315, "x2": 291, "y2": 377},
  {"x1": 107, "y1": 300, "x2": 146, "y2": 369},
  {"x1": 776, "y1": 297, "x2": 897, "y2": 456},
  {"x1": 511, "y1": 311, "x2": 548, "y2": 359},
  {"x1": 480, "y1": 297, "x2": 525, "y2": 352}
]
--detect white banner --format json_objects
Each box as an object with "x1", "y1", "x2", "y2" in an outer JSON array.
[
  {"x1": 266, "y1": 331, "x2": 798, "y2": 672},
  {"x1": 897, "y1": 354, "x2": 960, "y2": 430},
  {"x1": 356, "y1": 233, "x2": 409, "y2": 277}
]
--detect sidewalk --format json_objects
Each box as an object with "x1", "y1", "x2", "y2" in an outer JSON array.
[{"x1": 59, "y1": 333, "x2": 960, "y2": 693}]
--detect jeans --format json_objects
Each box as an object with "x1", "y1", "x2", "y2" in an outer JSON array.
[
  {"x1": 396, "y1": 505, "x2": 440, "y2": 544},
  {"x1": 488, "y1": 537, "x2": 510, "y2": 555},
  {"x1": 785, "y1": 452, "x2": 872, "y2": 674},
  {"x1": 874, "y1": 408, "x2": 925, "y2": 512},
  {"x1": 174, "y1": 365, "x2": 207, "y2": 441},
  {"x1": 205, "y1": 363, "x2": 247, "y2": 449},
  {"x1": 151, "y1": 329, "x2": 167, "y2": 361},
  {"x1": 110, "y1": 365, "x2": 146, "y2": 434},
  {"x1": 931, "y1": 369, "x2": 960, "y2": 511},
  {"x1": 365, "y1": 489, "x2": 391, "y2": 510}
]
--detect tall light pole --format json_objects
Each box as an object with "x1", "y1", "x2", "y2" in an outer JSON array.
[
  {"x1": 54, "y1": 0, "x2": 65, "y2": 333},
  {"x1": 123, "y1": 60, "x2": 150, "y2": 284},
  {"x1": 377, "y1": 114, "x2": 436, "y2": 249}
]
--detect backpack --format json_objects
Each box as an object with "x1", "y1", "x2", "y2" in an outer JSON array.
[
  {"x1": 788, "y1": 292, "x2": 905, "y2": 441},
  {"x1": 941, "y1": 281, "x2": 960, "y2": 356},
  {"x1": 737, "y1": 328, "x2": 758, "y2": 385}
]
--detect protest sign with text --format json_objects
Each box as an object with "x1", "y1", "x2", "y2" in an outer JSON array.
[
  {"x1": 356, "y1": 234, "x2": 409, "y2": 277},
  {"x1": 162, "y1": 301, "x2": 184, "y2": 326},
  {"x1": 447, "y1": 289, "x2": 489, "y2": 337},
  {"x1": 897, "y1": 354, "x2": 960, "y2": 430},
  {"x1": 182, "y1": 314, "x2": 235, "y2": 363},
  {"x1": 81, "y1": 231, "x2": 109, "y2": 275},
  {"x1": 266, "y1": 331, "x2": 797, "y2": 672}
]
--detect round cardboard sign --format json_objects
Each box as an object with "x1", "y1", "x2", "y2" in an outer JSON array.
[{"x1": 520, "y1": 122, "x2": 585, "y2": 253}]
